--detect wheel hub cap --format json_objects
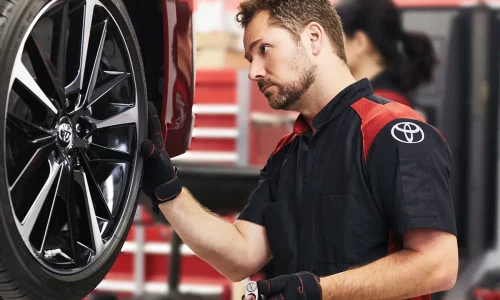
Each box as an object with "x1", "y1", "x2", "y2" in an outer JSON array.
[{"x1": 58, "y1": 118, "x2": 73, "y2": 147}]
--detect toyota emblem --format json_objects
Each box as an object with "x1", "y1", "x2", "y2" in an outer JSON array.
[
  {"x1": 58, "y1": 123, "x2": 73, "y2": 143},
  {"x1": 390, "y1": 122, "x2": 425, "y2": 144}
]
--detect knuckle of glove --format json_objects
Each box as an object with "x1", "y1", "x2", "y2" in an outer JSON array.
[{"x1": 145, "y1": 151, "x2": 175, "y2": 179}]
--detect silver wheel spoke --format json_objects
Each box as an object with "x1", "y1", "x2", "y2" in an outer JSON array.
[
  {"x1": 81, "y1": 171, "x2": 104, "y2": 256},
  {"x1": 88, "y1": 71, "x2": 130, "y2": 107},
  {"x1": 88, "y1": 142, "x2": 133, "y2": 163},
  {"x1": 79, "y1": 151, "x2": 112, "y2": 220},
  {"x1": 54, "y1": 1, "x2": 69, "y2": 85},
  {"x1": 30, "y1": 135, "x2": 57, "y2": 146},
  {"x1": 14, "y1": 62, "x2": 58, "y2": 114},
  {"x1": 89, "y1": 105, "x2": 138, "y2": 129},
  {"x1": 7, "y1": 112, "x2": 53, "y2": 138},
  {"x1": 59, "y1": 160, "x2": 79, "y2": 263},
  {"x1": 25, "y1": 33, "x2": 64, "y2": 108},
  {"x1": 19, "y1": 159, "x2": 61, "y2": 241},
  {"x1": 39, "y1": 166, "x2": 64, "y2": 253},
  {"x1": 65, "y1": 0, "x2": 97, "y2": 94},
  {"x1": 10, "y1": 141, "x2": 56, "y2": 192},
  {"x1": 82, "y1": 18, "x2": 108, "y2": 109}
]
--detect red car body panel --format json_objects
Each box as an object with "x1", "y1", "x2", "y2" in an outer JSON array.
[{"x1": 160, "y1": 0, "x2": 195, "y2": 158}]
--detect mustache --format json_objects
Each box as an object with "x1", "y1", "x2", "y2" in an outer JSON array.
[{"x1": 258, "y1": 78, "x2": 278, "y2": 91}]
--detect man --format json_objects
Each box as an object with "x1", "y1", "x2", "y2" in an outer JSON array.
[{"x1": 140, "y1": 0, "x2": 459, "y2": 299}]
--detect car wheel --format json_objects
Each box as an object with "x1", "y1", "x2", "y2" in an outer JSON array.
[{"x1": 0, "y1": 0, "x2": 146, "y2": 299}]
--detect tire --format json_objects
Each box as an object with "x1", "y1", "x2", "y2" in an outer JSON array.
[{"x1": 0, "y1": 0, "x2": 147, "y2": 299}]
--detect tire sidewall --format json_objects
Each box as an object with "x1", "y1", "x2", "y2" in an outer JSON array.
[{"x1": 0, "y1": 0, "x2": 147, "y2": 298}]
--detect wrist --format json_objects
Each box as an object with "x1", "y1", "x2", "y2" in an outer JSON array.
[
  {"x1": 149, "y1": 177, "x2": 182, "y2": 215},
  {"x1": 319, "y1": 276, "x2": 331, "y2": 300},
  {"x1": 320, "y1": 280, "x2": 325, "y2": 300},
  {"x1": 158, "y1": 187, "x2": 187, "y2": 206}
]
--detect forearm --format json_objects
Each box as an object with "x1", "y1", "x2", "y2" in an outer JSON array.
[
  {"x1": 320, "y1": 249, "x2": 455, "y2": 300},
  {"x1": 159, "y1": 188, "x2": 254, "y2": 280}
]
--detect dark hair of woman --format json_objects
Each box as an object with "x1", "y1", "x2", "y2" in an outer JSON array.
[{"x1": 336, "y1": 0, "x2": 438, "y2": 94}]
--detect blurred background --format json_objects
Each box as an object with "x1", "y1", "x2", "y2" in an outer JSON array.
[{"x1": 89, "y1": 0, "x2": 500, "y2": 299}]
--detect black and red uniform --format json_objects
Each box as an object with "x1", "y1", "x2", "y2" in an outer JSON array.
[{"x1": 238, "y1": 78, "x2": 456, "y2": 300}]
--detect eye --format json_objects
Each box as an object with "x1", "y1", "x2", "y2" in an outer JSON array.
[{"x1": 260, "y1": 45, "x2": 270, "y2": 54}]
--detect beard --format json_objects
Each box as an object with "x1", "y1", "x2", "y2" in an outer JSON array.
[{"x1": 258, "y1": 49, "x2": 317, "y2": 110}]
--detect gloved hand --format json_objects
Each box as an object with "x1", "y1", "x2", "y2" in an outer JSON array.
[
  {"x1": 140, "y1": 101, "x2": 182, "y2": 214},
  {"x1": 255, "y1": 272, "x2": 322, "y2": 300}
]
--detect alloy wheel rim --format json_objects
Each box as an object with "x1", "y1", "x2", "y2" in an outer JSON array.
[{"x1": 5, "y1": 0, "x2": 140, "y2": 274}]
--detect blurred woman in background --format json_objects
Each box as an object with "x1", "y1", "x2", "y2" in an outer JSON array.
[
  {"x1": 336, "y1": 2, "x2": 445, "y2": 299},
  {"x1": 336, "y1": 0, "x2": 438, "y2": 108}
]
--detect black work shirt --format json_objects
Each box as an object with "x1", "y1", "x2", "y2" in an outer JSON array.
[{"x1": 237, "y1": 79, "x2": 457, "y2": 280}]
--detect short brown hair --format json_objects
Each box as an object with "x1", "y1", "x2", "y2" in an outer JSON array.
[{"x1": 236, "y1": 0, "x2": 347, "y2": 63}]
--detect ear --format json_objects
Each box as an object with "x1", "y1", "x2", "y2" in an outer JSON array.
[{"x1": 306, "y1": 22, "x2": 324, "y2": 56}]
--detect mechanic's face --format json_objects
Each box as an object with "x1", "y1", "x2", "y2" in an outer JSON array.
[{"x1": 243, "y1": 10, "x2": 317, "y2": 110}]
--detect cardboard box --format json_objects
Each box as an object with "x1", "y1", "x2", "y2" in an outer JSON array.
[{"x1": 196, "y1": 31, "x2": 241, "y2": 50}]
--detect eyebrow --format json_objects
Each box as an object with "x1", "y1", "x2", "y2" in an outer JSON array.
[{"x1": 244, "y1": 38, "x2": 263, "y2": 61}]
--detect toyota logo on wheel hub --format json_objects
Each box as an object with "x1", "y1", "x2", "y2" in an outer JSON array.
[
  {"x1": 58, "y1": 120, "x2": 73, "y2": 147},
  {"x1": 391, "y1": 122, "x2": 425, "y2": 144}
]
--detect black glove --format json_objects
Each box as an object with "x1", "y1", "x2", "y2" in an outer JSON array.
[
  {"x1": 256, "y1": 272, "x2": 322, "y2": 300},
  {"x1": 140, "y1": 101, "x2": 182, "y2": 214}
]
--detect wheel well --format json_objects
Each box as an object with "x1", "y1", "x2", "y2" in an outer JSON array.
[{"x1": 121, "y1": 0, "x2": 165, "y2": 106}]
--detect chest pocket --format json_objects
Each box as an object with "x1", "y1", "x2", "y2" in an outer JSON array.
[{"x1": 314, "y1": 195, "x2": 370, "y2": 265}]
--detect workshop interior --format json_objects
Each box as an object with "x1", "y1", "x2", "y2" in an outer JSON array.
[{"x1": 0, "y1": 0, "x2": 499, "y2": 299}]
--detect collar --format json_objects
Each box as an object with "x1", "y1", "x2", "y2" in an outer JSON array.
[{"x1": 293, "y1": 78, "x2": 374, "y2": 134}]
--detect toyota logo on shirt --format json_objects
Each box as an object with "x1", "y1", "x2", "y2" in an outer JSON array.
[{"x1": 391, "y1": 122, "x2": 425, "y2": 144}]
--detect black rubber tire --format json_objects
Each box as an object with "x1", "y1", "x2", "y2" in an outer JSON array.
[{"x1": 0, "y1": 0, "x2": 147, "y2": 299}]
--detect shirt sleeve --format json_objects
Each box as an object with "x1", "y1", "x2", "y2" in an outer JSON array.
[
  {"x1": 366, "y1": 118, "x2": 457, "y2": 236},
  {"x1": 237, "y1": 158, "x2": 274, "y2": 225}
]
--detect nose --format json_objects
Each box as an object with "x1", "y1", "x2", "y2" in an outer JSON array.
[{"x1": 248, "y1": 60, "x2": 265, "y2": 81}]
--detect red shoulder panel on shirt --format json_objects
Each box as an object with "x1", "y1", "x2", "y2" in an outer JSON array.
[
  {"x1": 272, "y1": 114, "x2": 309, "y2": 155},
  {"x1": 350, "y1": 98, "x2": 428, "y2": 161},
  {"x1": 272, "y1": 132, "x2": 297, "y2": 155},
  {"x1": 374, "y1": 89, "x2": 412, "y2": 107}
]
